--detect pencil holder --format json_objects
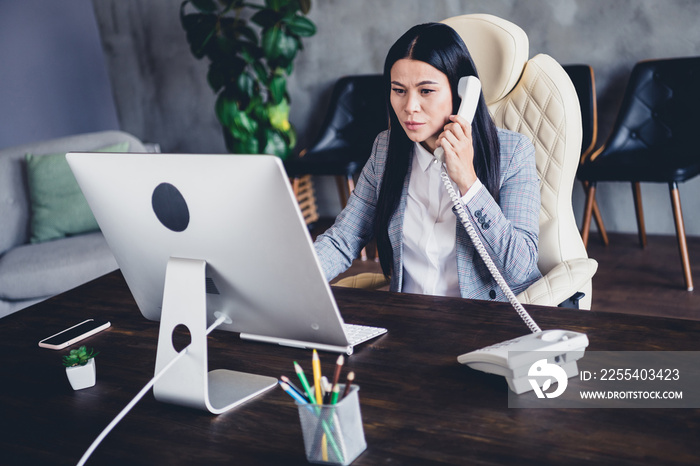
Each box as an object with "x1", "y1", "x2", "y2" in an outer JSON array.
[{"x1": 296, "y1": 385, "x2": 366, "y2": 465}]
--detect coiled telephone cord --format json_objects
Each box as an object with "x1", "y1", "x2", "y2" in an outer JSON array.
[{"x1": 440, "y1": 170, "x2": 541, "y2": 334}]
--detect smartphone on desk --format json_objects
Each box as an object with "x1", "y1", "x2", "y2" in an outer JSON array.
[{"x1": 38, "y1": 319, "x2": 111, "y2": 350}]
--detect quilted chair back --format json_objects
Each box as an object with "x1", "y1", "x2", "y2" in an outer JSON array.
[{"x1": 442, "y1": 14, "x2": 598, "y2": 309}]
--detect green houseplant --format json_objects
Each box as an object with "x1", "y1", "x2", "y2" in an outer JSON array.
[
  {"x1": 180, "y1": 0, "x2": 317, "y2": 159},
  {"x1": 62, "y1": 345, "x2": 99, "y2": 367},
  {"x1": 63, "y1": 345, "x2": 98, "y2": 390}
]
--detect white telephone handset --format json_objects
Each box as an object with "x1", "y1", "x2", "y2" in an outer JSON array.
[
  {"x1": 433, "y1": 75, "x2": 482, "y2": 163},
  {"x1": 437, "y1": 76, "x2": 589, "y2": 395}
]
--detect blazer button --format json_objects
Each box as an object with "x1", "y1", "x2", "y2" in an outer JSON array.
[
  {"x1": 475, "y1": 209, "x2": 483, "y2": 219},
  {"x1": 489, "y1": 290, "x2": 496, "y2": 299},
  {"x1": 483, "y1": 222, "x2": 490, "y2": 230}
]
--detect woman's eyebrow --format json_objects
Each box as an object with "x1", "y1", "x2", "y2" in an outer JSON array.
[{"x1": 390, "y1": 80, "x2": 440, "y2": 87}]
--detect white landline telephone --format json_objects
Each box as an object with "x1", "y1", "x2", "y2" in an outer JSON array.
[{"x1": 439, "y1": 76, "x2": 589, "y2": 395}]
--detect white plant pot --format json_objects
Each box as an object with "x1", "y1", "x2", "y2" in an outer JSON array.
[{"x1": 65, "y1": 358, "x2": 96, "y2": 390}]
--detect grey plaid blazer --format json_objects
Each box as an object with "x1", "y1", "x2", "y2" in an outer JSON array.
[{"x1": 314, "y1": 128, "x2": 542, "y2": 301}]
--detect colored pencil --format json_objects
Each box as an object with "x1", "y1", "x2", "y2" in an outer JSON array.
[
  {"x1": 330, "y1": 354, "x2": 344, "y2": 394},
  {"x1": 342, "y1": 371, "x2": 355, "y2": 399},
  {"x1": 330, "y1": 384, "x2": 340, "y2": 405},
  {"x1": 280, "y1": 375, "x2": 305, "y2": 401},
  {"x1": 293, "y1": 361, "x2": 316, "y2": 403},
  {"x1": 312, "y1": 349, "x2": 322, "y2": 404},
  {"x1": 279, "y1": 381, "x2": 308, "y2": 405}
]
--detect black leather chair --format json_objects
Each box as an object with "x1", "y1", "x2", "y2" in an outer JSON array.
[
  {"x1": 564, "y1": 64, "x2": 598, "y2": 159},
  {"x1": 563, "y1": 64, "x2": 608, "y2": 246},
  {"x1": 577, "y1": 57, "x2": 700, "y2": 291},
  {"x1": 284, "y1": 75, "x2": 387, "y2": 208}
]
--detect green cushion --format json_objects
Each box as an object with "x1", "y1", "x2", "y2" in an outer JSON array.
[{"x1": 25, "y1": 142, "x2": 130, "y2": 243}]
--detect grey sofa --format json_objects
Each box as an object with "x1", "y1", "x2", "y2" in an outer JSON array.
[{"x1": 0, "y1": 130, "x2": 147, "y2": 318}]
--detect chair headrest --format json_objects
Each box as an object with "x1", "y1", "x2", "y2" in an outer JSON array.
[{"x1": 441, "y1": 14, "x2": 529, "y2": 106}]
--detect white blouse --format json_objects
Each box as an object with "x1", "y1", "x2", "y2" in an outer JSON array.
[{"x1": 402, "y1": 142, "x2": 482, "y2": 297}]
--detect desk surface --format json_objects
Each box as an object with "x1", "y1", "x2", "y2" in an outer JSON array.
[{"x1": 1, "y1": 271, "x2": 699, "y2": 465}]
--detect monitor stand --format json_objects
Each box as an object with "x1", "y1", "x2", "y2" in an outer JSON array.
[{"x1": 153, "y1": 257, "x2": 277, "y2": 414}]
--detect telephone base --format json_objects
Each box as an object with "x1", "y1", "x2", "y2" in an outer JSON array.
[
  {"x1": 458, "y1": 329, "x2": 589, "y2": 395},
  {"x1": 507, "y1": 359, "x2": 580, "y2": 394}
]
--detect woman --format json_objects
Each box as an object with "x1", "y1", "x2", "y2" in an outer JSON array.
[{"x1": 314, "y1": 23, "x2": 542, "y2": 301}]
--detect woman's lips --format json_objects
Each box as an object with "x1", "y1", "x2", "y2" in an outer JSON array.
[{"x1": 404, "y1": 121, "x2": 424, "y2": 131}]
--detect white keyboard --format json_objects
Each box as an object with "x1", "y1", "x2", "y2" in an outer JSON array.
[{"x1": 343, "y1": 323, "x2": 387, "y2": 346}]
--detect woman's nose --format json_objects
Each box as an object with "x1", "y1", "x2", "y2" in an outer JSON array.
[{"x1": 404, "y1": 91, "x2": 420, "y2": 114}]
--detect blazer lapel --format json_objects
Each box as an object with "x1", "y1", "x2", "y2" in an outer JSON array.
[{"x1": 389, "y1": 148, "x2": 414, "y2": 293}]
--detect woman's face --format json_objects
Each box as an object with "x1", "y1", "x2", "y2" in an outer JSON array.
[{"x1": 390, "y1": 58, "x2": 453, "y2": 153}]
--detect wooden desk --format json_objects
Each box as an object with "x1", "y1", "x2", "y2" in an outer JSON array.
[{"x1": 1, "y1": 271, "x2": 698, "y2": 465}]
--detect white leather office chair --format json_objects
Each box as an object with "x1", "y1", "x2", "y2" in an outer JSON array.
[{"x1": 337, "y1": 14, "x2": 598, "y2": 309}]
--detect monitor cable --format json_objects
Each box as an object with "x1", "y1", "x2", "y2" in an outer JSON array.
[{"x1": 76, "y1": 314, "x2": 228, "y2": 466}]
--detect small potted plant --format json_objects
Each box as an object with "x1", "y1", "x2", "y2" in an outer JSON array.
[{"x1": 62, "y1": 345, "x2": 99, "y2": 390}]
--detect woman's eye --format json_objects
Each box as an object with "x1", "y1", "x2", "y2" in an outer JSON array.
[
  {"x1": 420, "y1": 88, "x2": 435, "y2": 95},
  {"x1": 392, "y1": 88, "x2": 405, "y2": 95}
]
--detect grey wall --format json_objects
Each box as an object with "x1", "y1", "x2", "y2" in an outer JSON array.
[
  {"x1": 91, "y1": 0, "x2": 700, "y2": 235},
  {"x1": 0, "y1": 0, "x2": 119, "y2": 149}
]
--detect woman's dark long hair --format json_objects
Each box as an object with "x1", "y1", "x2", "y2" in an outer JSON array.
[{"x1": 374, "y1": 22, "x2": 501, "y2": 279}]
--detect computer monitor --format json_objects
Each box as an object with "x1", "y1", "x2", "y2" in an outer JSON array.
[{"x1": 66, "y1": 152, "x2": 363, "y2": 413}]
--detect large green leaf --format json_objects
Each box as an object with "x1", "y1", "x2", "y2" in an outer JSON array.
[
  {"x1": 287, "y1": 126, "x2": 297, "y2": 150},
  {"x1": 251, "y1": 9, "x2": 280, "y2": 29},
  {"x1": 269, "y1": 74, "x2": 286, "y2": 104},
  {"x1": 219, "y1": 17, "x2": 257, "y2": 44},
  {"x1": 229, "y1": 56, "x2": 249, "y2": 77},
  {"x1": 276, "y1": 31, "x2": 298, "y2": 62},
  {"x1": 236, "y1": 25, "x2": 259, "y2": 46},
  {"x1": 219, "y1": 102, "x2": 259, "y2": 142},
  {"x1": 217, "y1": 94, "x2": 258, "y2": 139},
  {"x1": 211, "y1": 56, "x2": 246, "y2": 93},
  {"x1": 249, "y1": 95, "x2": 268, "y2": 122},
  {"x1": 264, "y1": 0, "x2": 295, "y2": 11},
  {"x1": 285, "y1": 15, "x2": 316, "y2": 37},
  {"x1": 238, "y1": 42, "x2": 259, "y2": 65},
  {"x1": 215, "y1": 94, "x2": 238, "y2": 128},
  {"x1": 216, "y1": 35, "x2": 236, "y2": 57},
  {"x1": 253, "y1": 61, "x2": 269, "y2": 83},
  {"x1": 268, "y1": 99, "x2": 291, "y2": 131},
  {"x1": 180, "y1": 12, "x2": 218, "y2": 59},
  {"x1": 263, "y1": 128, "x2": 289, "y2": 158},
  {"x1": 236, "y1": 72, "x2": 256, "y2": 99},
  {"x1": 261, "y1": 26, "x2": 282, "y2": 59},
  {"x1": 233, "y1": 110, "x2": 258, "y2": 138},
  {"x1": 224, "y1": 127, "x2": 260, "y2": 154},
  {"x1": 207, "y1": 62, "x2": 225, "y2": 92}
]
